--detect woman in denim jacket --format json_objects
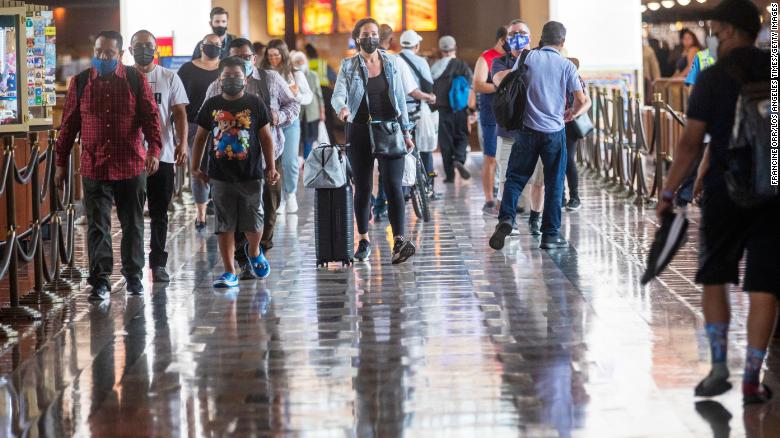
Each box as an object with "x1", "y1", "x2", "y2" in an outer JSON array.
[{"x1": 332, "y1": 17, "x2": 416, "y2": 264}]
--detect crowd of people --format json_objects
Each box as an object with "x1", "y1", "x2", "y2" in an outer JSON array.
[{"x1": 52, "y1": 0, "x2": 777, "y2": 406}]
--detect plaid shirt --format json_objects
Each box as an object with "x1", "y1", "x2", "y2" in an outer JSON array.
[{"x1": 56, "y1": 64, "x2": 162, "y2": 180}]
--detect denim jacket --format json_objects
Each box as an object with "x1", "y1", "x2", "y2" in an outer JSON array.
[{"x1": 331, "y1": 53, "x2": 413, "y2": 131}]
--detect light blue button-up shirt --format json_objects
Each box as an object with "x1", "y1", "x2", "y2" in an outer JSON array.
[
  {"x1": 514, "y1": 47, "x2": 581, "y2": 133},
  {"x1": 332, "y1": 52, "x2": 413, "y2": 130}
]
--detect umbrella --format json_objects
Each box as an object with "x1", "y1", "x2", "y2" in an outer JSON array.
[{"x1": 641, "y1": 210, "x2": 689, "y2": 285}]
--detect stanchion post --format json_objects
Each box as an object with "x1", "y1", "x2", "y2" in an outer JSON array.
[
  {"x1": 0, "y1": 136, "x2": 41, "y2": 321},
  {"x1": 650, "y1": 93, "x2": 664, "y2": 203},
  {"x1": 44, "y1": 130, "x2": 76, "y2": 291},
  {"x1": 58, "y1": 137, "x2": 84, "y2": 281},
  {"x1": 22, "y1": 132, "x2": 63, "y2": 304}
]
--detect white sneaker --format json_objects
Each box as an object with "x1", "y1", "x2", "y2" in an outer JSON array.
[
  {"x1": 286, "y1": 193, "x2": 298, "y2": 214},
  {"x1": 277, "y1": 198, "x2": 286, "y2": 215}
]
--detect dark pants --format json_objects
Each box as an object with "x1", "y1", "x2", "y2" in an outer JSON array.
[
  {"x1": 322, "y1": 86, "x2": 337, "y2": 143},
  {"x1": 420, "y1": 151, "x2": 434, "y2": 190},
  {"x1": 235, "y1": 160, "x2": 281, "y2": 265},
  {"x1": 82, "y1": 175, "x2": 146, "y2": 287},
  {"x1": 565, "y1": 134, "x2": 579, "y2": 201},
  {"x1": 438, "y1": 109, "x2": 469, "y2": 180},
  {"x1": 348, "y1": 123, "x2": 406, "y2": 237},
  {"x1": 499, "y1": 127, "x2": 567, "y2": 236},
  {"x1": 147, "y1": 162, "x2": 175, "y2": 268}
]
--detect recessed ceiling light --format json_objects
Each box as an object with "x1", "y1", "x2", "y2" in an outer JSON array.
[
  {"x1": 696, "y1": 0, "x2": 707, "y2": 3},
  {"x1": 640, "y1": 4, "x2": 648, "y2": 12},
  {"x1": 662, "y1": 0, "x2": 676, "y2": 8},
  {"x1": 677, "y1": 0, "x2": 691, "y2": 5},
  {"x1": 648, "y1": 2, "x2": 661, "y2": 11}
]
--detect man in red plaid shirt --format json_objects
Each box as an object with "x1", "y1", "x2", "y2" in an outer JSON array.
[{"x1": 55, "y1": 31, "x2": 162, "y2": 302}]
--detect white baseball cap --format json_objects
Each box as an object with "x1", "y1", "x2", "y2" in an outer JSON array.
[{"x1": 400, "y1": 30, "x2": 423, "y2": 48}]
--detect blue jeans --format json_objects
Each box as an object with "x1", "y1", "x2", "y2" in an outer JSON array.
[
  {"x1": 499, "y1": 127, "x2": 567, "y2": 236},
  {"x1": 281, "y1": 118, "x2": 301, "y2": 196}
]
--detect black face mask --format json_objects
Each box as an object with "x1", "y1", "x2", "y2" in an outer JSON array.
[
  {"x1": 358, "y1": 37, "x2": 380, "y2": 54},
  {"x1": 212, "y1": 25, "x2": 227, "y2": 37},
  {"x1": 221, "y1": 77, "x2": 245, "y2": 96},
  {"x1": 202, "y1": 43, "x2": 221, "y2": 59},
  {"x1": 133, "y1": 46, "x2": 156, "y2": 66}
]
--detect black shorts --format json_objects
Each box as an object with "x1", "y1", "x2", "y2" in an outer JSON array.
[{"x1": 696, "y1": 187, "x2": 780, "y2": 295}]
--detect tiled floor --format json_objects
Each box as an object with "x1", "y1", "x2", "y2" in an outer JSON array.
[{"x1": 0, "y1": 155, "x2": 779, "y2": 437}]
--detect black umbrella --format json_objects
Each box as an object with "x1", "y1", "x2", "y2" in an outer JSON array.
[{"x1": 641, "y1": 210, "x2": 689, "y2": 285}]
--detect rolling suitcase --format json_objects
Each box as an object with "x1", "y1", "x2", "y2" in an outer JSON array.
[{"x1": 314, "y1": 185, "x2": 354, "y2": 267}]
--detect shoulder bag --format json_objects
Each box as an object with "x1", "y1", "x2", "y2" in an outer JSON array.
[{"x1": 358, "y1": 58, "x2": 406, "y2": 158}]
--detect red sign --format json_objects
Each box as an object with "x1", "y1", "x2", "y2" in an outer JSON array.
[{"x1": 156, "y1": 36, "x2": 174, "y2": 64}]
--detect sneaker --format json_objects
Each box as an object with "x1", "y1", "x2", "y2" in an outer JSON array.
[
  {"x1": 238, "y1": 262, "x2": 256, "y2": 280},
  {"x1": 489, "y1": 220, "x2": 513, "y2": 250},
  {"x1": 213, "y1": 272, "x2": 239, "y2": 288},
  {"x1": 392, "y1": 238, "x2": 416, "y2": 264},
  {"x1": 540, "y1": 234, "x2": 569, "y2": 249},
  {"x1": 126, "y1": 276, "x2": 144, "y2": 295},
  {"x1": 355, "y1": 239, "x2": 372, "y2": 261},
  {"x1": 694, "y1": 371, "x2": 732, "y2": 397},
  {"x1": 453, "y1": 161, "x2": 471, "y2": 180},
  {"x1": 510, "y1": 227, "x2": 521, "y2": 236},
  {"x1": 88, "y1": 282, "x2": 111, "y2": 302},
  {"x1": 195, "y1": 220, "x2": 207, "y2": 232},
  {"x1": 528, "y1": 216, "x2": 542, "y2": 236},
  {"x1": 151, "y1": 266, "x2": 170, "y2": 283},
  {"x1": 482, "y1": 201, "x2": 499, "y2": 217},
  {"x1": 743, "y1": 383, "x2": 773, "y2": 405},
  {"x1": 286, "y1": 193, "x2": 299, "y2": 214},
  {"x1": 566, "y1": 198, "x2": 581, "y2": 211},
  {"x1": 277, "y1": 198, "x2": 286, "y2": 215},
  {"x1": 245, "y1": 246, "x2": 271, "y2": 279},
  {"x1": 443, "y1": 177, "x2": 455, "y2": 184}
]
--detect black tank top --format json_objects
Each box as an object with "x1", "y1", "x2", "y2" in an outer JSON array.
[{"x1": 354, "y1": 68, "x2": 396, "y2": 123}]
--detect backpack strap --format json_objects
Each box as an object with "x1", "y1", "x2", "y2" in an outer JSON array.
[
  {"x1": 399, "y1": 52, "x2": 432, "y2": 92},
  {"x1": 124, "y1": 65, "x2": 142, "y2": 98}
]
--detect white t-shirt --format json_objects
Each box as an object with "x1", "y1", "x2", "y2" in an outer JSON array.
[
  {"x1": 144, "y1": 65, "x2": 189, "y2": 163},
  {"x1": 396, "y1": 57, "x2": 419, "y2": 95}
]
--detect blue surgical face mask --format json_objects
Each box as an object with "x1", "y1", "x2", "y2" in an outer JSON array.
[
  {"x1": 509, "y1": 34, "x2": 530, "y2": 52},
  {"x1": 92, "y1": 57, "x2": 119, "y2": 76},
  {"x1": 244, "y1": 60, "x2": 254, "y2": 77}
]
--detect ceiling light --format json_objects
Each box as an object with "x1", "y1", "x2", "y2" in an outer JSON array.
[
  {"x1": 696, "y1": 0, "x2": 706, "y2": 3},
  {"x1": 648, "y1": 2, "x2": 661, "y2": 11},
  {"x1": 640, "y1": 4, "x2": 647, "y2": 12},
  {"x1": 769, "y1": 5, "x2": 774, "y2": 13},
  {"x1": 677, "y1": 0, "x2": 691, "y2": 5},
  {"x1": 662, "y1": 0, "x2": 676, "y2": 8}
]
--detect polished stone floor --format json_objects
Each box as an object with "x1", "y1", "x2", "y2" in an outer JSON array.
[{"x1": 1, "y1": 155, "x2": 780, "y2": 437}]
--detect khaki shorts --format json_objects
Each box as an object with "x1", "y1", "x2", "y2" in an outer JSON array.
[{"x1": 496, "y1": 136, "x2": 544, "y2": 186}]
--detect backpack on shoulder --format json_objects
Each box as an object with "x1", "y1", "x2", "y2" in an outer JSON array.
[
  {"x1": 493, "y1": 50, "x2": 530, "y2": 131},
  {"x1": 432, "y1": 58, "x2": 470, "y2": 112},
  {"x1": 723, "y1": 69, "x2": 776, "y2": 208},
  {"x1": 449, "y1": 75, "x2": 470, "y2": 112}
]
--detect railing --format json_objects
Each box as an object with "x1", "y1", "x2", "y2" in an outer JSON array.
[
  {"x1": 0, "y1": 131, "x2": 82, "y2": 341},
  {"x1": 577, "y1": 85, "x2": 686, "y2": 205}
]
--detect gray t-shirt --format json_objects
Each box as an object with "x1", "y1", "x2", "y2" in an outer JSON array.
[{"x1": 514, "y1": 47, "x2": 581, "y2": 133}]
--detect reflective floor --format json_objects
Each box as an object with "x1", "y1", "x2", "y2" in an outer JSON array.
[{"x1": 1, "y1": 155, "x2": 780, "y2": 437}]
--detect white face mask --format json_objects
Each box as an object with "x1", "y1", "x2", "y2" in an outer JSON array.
[{"x1": 296, "y1": 63, "x2": 308, "y2": 72}]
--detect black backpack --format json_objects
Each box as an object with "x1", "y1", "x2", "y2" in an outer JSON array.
[
  {"x1": 493, "y1": 50, "x2": 530, "y2": 131},
  {"x1": 723, "y1": 69, "x2": 776, "y2": 208}
]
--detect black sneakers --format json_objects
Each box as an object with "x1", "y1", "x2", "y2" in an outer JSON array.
[
  {"x1": 566, "y1": 198, "x2": 581, "y2": 211},
  {"x1": 453, "y1": 161, "x2": 471, "y2": 180},
  {"x1": 355, "y1": 239, "x2": 372, "y2": 261},
  {"x1": 152, "y1": 266, "x2": 170, "y2": 283},
  {"x1": 88, "y1": 282, "x2": 110, "y2": 302},
  {"x1": 391, "y1": 238, "x2": 415, "y2": 264},
  {"x1": 126, "y1": 277, "x2": 144, "y2": 295},
  {"x1": 540, "y1": 234, "x2": 568, "y2": 249},
  {"x1": 489, "y1": 221, "x2": 513, "y2": 250},
  {"x1": 238, "y1": 262, "x2": 256, "y2": 280},
  {"x1": 528, "y1": 215, "x2": 542, "y2": 236}
]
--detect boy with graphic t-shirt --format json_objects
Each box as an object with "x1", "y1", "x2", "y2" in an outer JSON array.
[{"x1": 191, "y1": 56, "x2": 280, "y2": 288}]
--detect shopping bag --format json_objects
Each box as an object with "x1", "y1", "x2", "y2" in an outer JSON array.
[
  {"x1": 402, "y1": 152, "x2": 416, "y2": 187},
  {"x1": 416, "y1": 102, "x2": 438, "y2": 153},
  {"x1": 317, "y1": 121, "x2": 330, "y2": 146}
]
